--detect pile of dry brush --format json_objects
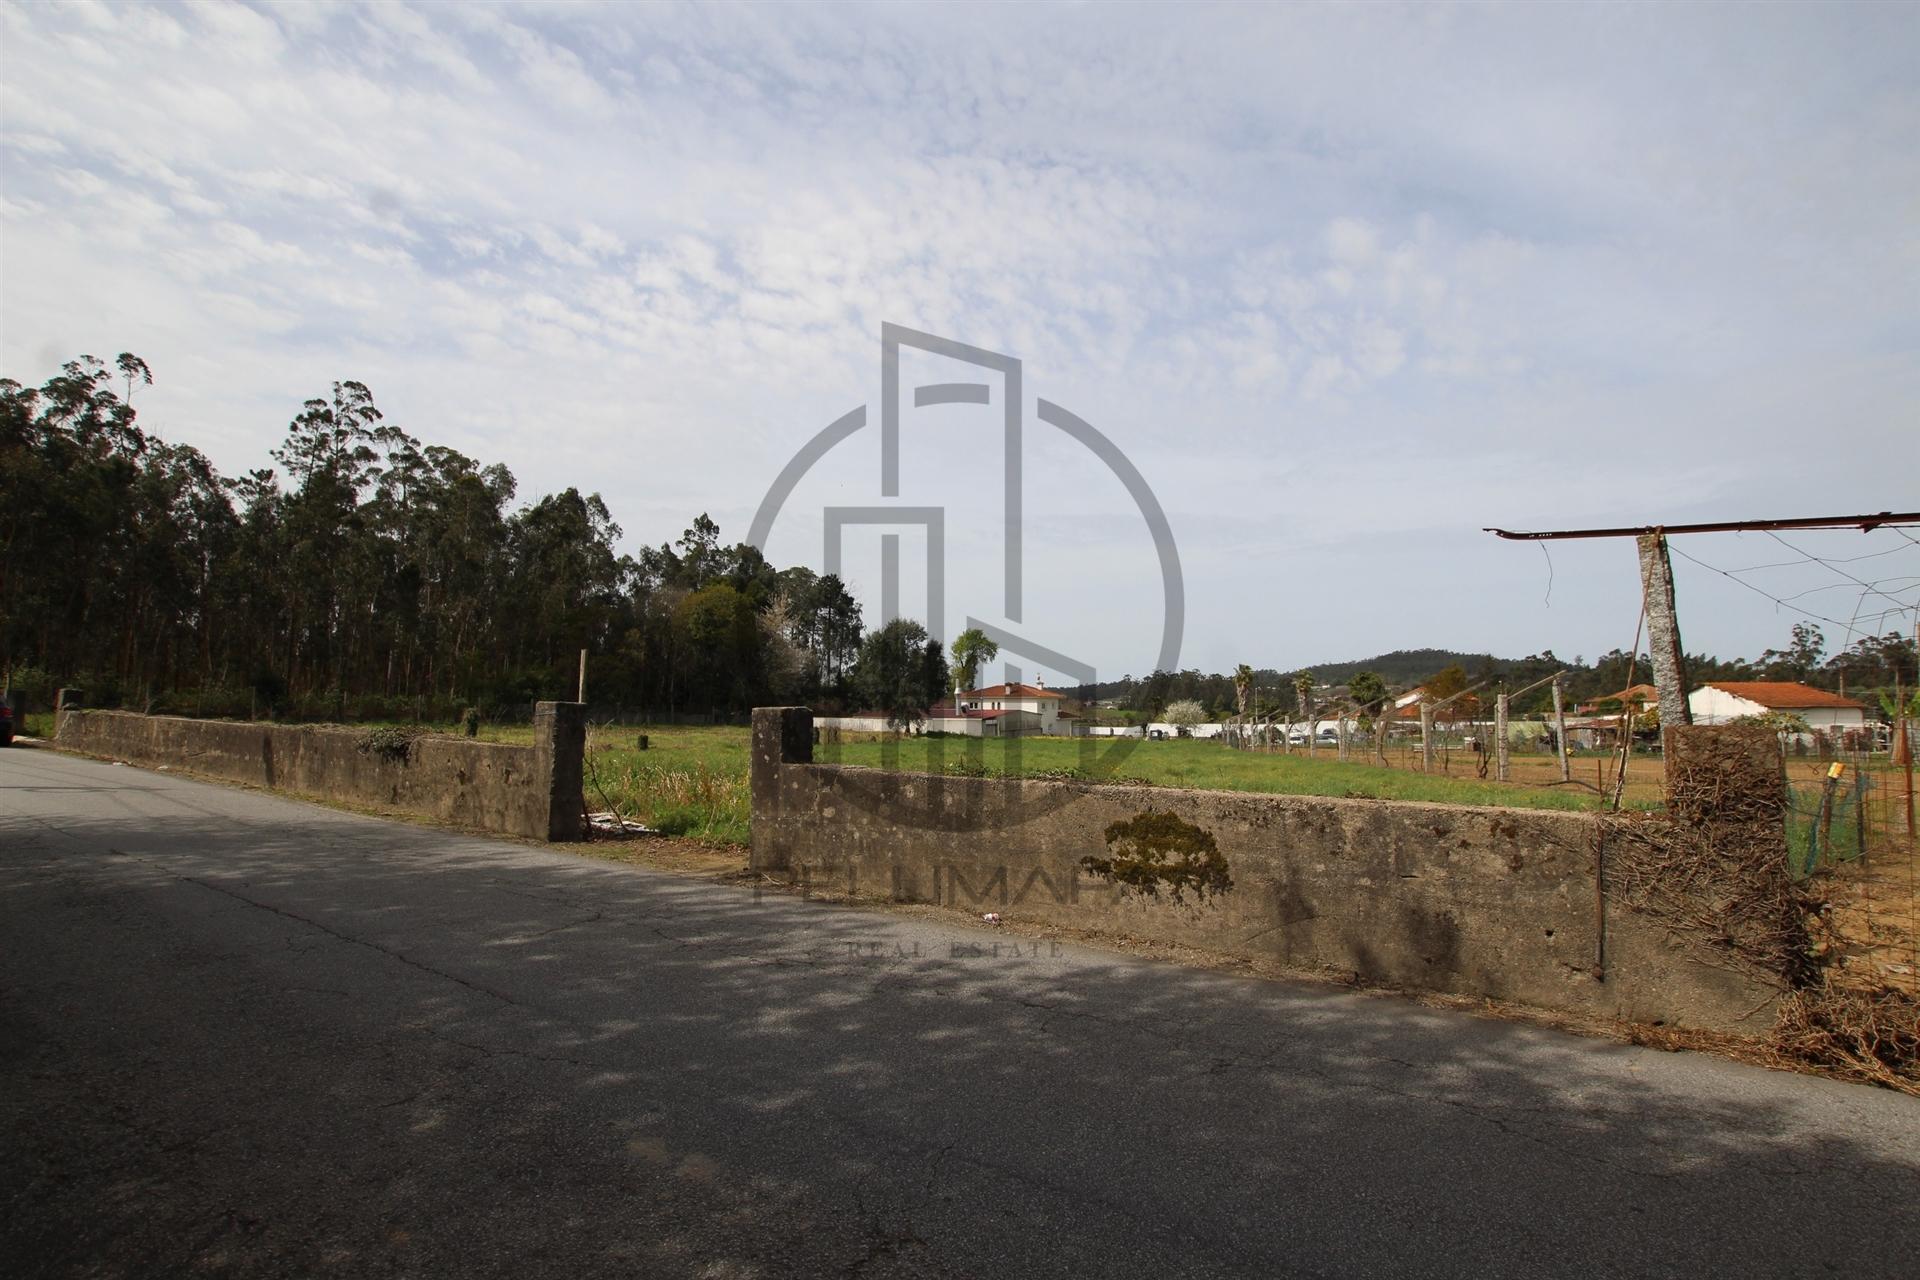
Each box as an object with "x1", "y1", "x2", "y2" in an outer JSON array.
[{"x1": 1606, "y1": 724, "x2": 1917, "y2": 1094}]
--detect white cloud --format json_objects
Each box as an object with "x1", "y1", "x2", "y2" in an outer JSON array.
[{"x1": 2, "y1": 0, "x2": 1915, "y2": 672}]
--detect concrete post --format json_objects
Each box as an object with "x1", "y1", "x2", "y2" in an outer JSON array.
[
  {"x1": 532, "y1": 700, "x2": 587, "y2": 842},
  {"x1": 1420, "y1": 701, "x2": 1435, "y2": 772},
  {"x1": 55, "y1": 688, "x2": 84, "y2": 741},
  {"x1": 1552, "y1": 675, "x2": 1571, "y2": 782},
  {"x1": 751, "y1": 707, "x2": 813, "y2": 872},
  {"x1": 1495, "y1": 693, "x2": 1511, "y2": 782}
]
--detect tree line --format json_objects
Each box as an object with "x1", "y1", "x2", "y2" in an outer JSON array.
[
  {"x1": 0, "y1": 355, "x2": 944, "y2": 722},
  {"x1": 1080, "y1": 626, "x2": 1915, "y2": 723},
  {"x1": 7, "y1": 354, "x2": 1909, "y2": 728}
]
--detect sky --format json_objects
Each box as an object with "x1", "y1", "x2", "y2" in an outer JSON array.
[{"x1": 3, "y1": 0, "x2": 1917, "y2": 687}]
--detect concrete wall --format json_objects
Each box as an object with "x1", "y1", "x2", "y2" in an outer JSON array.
[
  {"x1": 55, "y1": 701, "x2": 587, "y2": 841},
  {"x1": 750, "y1": 706, "x2": 1778, "y2": 1034}
]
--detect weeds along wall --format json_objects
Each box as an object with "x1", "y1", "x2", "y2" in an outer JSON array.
[
  {"x1": 750, "y1": 707, "x2": 1780, "y2": 1034},
  {"x1": 54, "y1": 699, "x2": 587, "y2": 841}
]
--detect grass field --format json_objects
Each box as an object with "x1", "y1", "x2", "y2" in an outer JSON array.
[{"x1": 560, "y1": 723, "x2": 1665, "y2": 846}]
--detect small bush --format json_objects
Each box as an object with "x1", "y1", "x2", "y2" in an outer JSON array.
[{"x1": 357, "y1": 725, "x2": 424, "y2": 764}]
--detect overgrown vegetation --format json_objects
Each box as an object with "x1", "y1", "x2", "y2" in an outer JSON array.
[
  {"x1": 1607, "y1": 725, "x2": 1917, "y2": 1093},
  {"x1": 582, "y1": 725, "x2": 752, "y2": 844},
  {"x1": 356, "y1": 725, "x2": 425, "y2": 764}
]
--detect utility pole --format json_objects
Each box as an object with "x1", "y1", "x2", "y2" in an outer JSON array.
[
  {"x1": 1486, "y1": 511, "x2": 1918, "y2": 760},
  {"x1": 1635, "y1": 531, "x2": 1693, "y2": 735}
]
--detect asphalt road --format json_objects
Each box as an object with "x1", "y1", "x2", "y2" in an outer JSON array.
[{"x1": 4, "y1": 747, "x2": 1917, "y2": 1279}]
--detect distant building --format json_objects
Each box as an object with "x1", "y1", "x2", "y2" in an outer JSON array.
[
  {"x1": 816, "y1": 707, "x2": 1041, "y2": 737},
  {"x1": 1576, "y1": 683, "x2": 1659, "y2": 715},
  {"x1": 953, "y1": 681, "x2": 1069, "y2": 734},
  {"x1": 1687, "y1": 681, "x2": 1868, "y2": 733}
]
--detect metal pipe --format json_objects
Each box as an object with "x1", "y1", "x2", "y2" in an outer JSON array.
[{"x1": 1484, "y1": 511, "x2": 1917, "y2": 541}]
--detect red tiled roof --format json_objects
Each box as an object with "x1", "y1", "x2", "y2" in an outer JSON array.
[
  {"x1": 963, "y1": 682, "x2": 1064, "y2": 700},
  {"x1": 1699, "y1": 681, "x2": 1867, "y2": 711}
]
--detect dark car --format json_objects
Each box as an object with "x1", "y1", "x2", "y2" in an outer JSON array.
[{"x1": 0, "y1": 701, "x2": 13, "y2": 747}]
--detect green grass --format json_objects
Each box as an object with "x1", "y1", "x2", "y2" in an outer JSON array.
[
  {"x1": 406, "y1": 720, "x2": 755, "y2": 845},
  {"x1": 581, "y1": 724, "x2": 752, "y2": 845},
  {"x1": 822, "y1": 734, "x2": 1636, "y2": 813},
  {"x1": 569, "y1": 725, "x2": 1637, "y2": 848}
]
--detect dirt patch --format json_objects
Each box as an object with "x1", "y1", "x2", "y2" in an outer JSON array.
[{"x1": 576, "y1": 835, "x2": 747, "y2": 878}]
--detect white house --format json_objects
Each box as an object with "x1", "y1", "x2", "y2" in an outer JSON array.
[
  {"x1": 953, "y1": 681, "x2": 1071, "y2": 735},
  {"x1": 1687, "y1": 681, "x2": 1868, "y2": 733}
]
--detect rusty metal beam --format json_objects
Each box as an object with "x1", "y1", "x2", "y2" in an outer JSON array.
[{"x1": 1483, "y1": 511, "x2": 1918, "y2": 541}]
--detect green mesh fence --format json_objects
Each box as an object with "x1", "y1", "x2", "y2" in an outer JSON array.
[{"x1": 1786, "y1": 766, "x2": 1870, "y2": 877}]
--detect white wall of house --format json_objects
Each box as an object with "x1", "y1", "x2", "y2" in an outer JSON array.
[
  {"x1": 818, "y1": 713, "x2": 1058, "y2": 738},
  {"x1": 994, "y1": 710, "x2": 1044, "y2": 736},
  {"x1": 1688, "y1": 687, "x2": 1764, "y2": 725},
  {"x1": 1146, "y1": 722, "x2": 1228, "y2": 739},
  {"x1": 1688, "y1": 687, "x2": 1866, "y2": 731},
  {"x1": 923, "y1": 716, "x2": 987, "y2": 737},
  {"x1": 815, "y1": 715, "x2": 900, "y2": 735}
]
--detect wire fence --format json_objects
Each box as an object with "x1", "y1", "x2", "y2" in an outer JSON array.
[
  {"x1": 1787, "y1": 759, "x2": 1871, "y2": 875},
  {"x1": 1226, "y1": 717, "x2": 1669, "y2": 809},
  {"x1": 1792, "y1": 748, "x2": 1919, "y2": 993}
]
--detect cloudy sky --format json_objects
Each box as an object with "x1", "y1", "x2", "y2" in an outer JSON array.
[{"x1": 3, "y1": 1, "x2": 1916, "y2": 684}]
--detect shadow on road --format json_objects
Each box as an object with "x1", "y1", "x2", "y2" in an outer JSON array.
[{"x1": 4, "y1": 754, "x2": 1918, "y2": 1277}]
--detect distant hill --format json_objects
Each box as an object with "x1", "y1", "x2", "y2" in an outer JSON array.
[{"x1": 1304, "y1": 649, "x2": 1508, "y2": 687}]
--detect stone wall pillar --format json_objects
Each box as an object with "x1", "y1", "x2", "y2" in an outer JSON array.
[
  {"x1": 54, "y1": 688, "x2": 84, "y2": 741},
  {"x1": 751, "y1": 707, "x2": 813, "y2": 872},
  {"x1": 533, "y1": 700, "x2": 587, "y2": 842}
]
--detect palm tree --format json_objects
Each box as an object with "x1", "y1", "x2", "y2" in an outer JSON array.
[
  {"x1": 1294, "y1": 670, "x2": 1316, "y2": 753},
  {"x1": 1232, "y1": 663, "x2": 1254, "y2": 747}
]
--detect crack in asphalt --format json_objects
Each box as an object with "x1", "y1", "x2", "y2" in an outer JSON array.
[{"x1": 173, "y1": 874, "x2": 530, "y2": 1010}]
